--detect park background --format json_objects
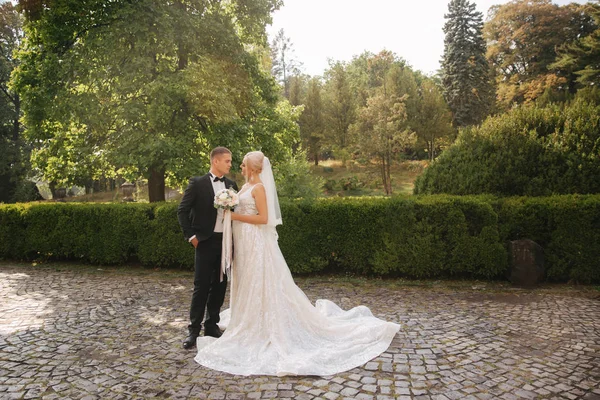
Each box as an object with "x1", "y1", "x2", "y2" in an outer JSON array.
[{"x1": 0, "y1": 0, "x2": 599, "y2": 283}]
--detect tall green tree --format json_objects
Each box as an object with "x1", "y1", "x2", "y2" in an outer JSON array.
[
  {"x1": 441, "y1": 0, "x2": 493, "y2": 127},
  {"x1": 287, "y1": 74, "x2": 307, "y2": 107},
  {"x1": 345, "y1": 51, "x2": 449, "y2": 159},
  {"x1": 0, "y1": 2, "x2": 31, "y2": 203},
  {"x1": 270, "y1": 28, "x2": 302, "y2": 99},
  {"x1": 351, "y1": 53, "x2": 417, "y2": 194},
  {"x1": 386, "y1": 62, "x2": 419, "y2": 139},
  {"x1": 353, "y1": 90, "x2": 415, "y2": 195},
  {"x1": 322, "y1": 61, "x2": 355, "y2": 150},
  {"x1": 552, "y1": 2, "x2": 600, "y2": 89},
  {"x1": 346, "y1": 51, "x2": 374, "y2": 108},
  {"x1": 13, "y1": 0, "x2": 285, "y2": 202},
  {"x1": 412, "y1": 79, "x2": 455, "y2": 161},
  {"x1": 345, "y1": 51, "x2": 407, "y2": 108},
  {"x1": 299, "y1": 77, "x2": 324, "y2": 165}
]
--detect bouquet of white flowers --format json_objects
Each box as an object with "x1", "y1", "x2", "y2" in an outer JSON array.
[
  {"x1": 214, "y1": 187, "x2": 238, "y2": 282},
  {"x1": 214, "y1": 188, "x2": 239, "y2": 210}
]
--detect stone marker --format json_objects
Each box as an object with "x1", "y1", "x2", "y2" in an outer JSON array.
[{"x1": 508, "y1": 239, "x2": 545, "y2": 286}]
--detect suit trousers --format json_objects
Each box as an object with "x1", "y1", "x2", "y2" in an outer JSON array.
[{"x1": 188, "y1": 233, "x2": 227, "y2": 335}]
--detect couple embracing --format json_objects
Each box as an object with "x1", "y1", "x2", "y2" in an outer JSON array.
[{"x1": 177, "y1": 147, "x2": 399, "y2": 377}]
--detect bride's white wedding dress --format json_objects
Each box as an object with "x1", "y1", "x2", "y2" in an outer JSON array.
[{"x1": 194, "y1": 183, "x2": 400, "y2": 376}]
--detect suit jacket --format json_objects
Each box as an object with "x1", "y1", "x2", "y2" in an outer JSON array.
[{"x1": 177, "y1": 173, "x2": 238, "y2": 242}]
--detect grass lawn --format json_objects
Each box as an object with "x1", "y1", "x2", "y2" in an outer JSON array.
[{"x1": 312, "y1": 159, "x2": 427, "y2": 197}]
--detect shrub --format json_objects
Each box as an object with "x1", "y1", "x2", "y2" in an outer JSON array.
[
  {"x1": 274, "y1": 151, "x2": 324, "y2": 199},
  {"x1": 414, "y1": 102, "x2": 600, "y2": 196}
]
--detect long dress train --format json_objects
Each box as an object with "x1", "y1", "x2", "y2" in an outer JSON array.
[{"x1": 194, "y1": 184, "x2": 400, "y2": 376}]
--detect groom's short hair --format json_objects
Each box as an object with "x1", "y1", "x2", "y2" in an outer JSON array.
[{"x1": 210, "y1": 147, "x2": 231, "y2": 161}]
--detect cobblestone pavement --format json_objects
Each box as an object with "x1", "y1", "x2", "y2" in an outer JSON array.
[{"x1": 0, "y1": 263, "x2": 599, "y2": 400}]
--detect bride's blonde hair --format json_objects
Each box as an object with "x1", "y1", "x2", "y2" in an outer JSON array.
[{"x1": 244, "y1": 151, "x2": 264, "y2": 178}]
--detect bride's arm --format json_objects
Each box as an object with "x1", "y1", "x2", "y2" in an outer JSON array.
[{"x1": 231, "y1": 185, "x2": 268, "y2": 225}]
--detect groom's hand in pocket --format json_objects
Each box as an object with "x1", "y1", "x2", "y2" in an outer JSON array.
[{"x1": 191, "y1": 237, "x2": 199, "y2": 248}]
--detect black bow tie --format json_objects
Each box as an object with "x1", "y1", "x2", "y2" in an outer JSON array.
[{"x1": 213, "y1": 175, "x2": 225, "y2": 182}]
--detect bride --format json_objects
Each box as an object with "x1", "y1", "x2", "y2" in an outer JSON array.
[{"x1": 194, "y1": 151, "x2": 400, "y2": 376}]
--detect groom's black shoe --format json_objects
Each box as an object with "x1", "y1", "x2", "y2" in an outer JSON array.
[
  {"x1": 183, "y1": 333, "x2": 198, "y2": 349},
  {"x1": 204, "y1": 326, "x2": 223, "y2": 338}
]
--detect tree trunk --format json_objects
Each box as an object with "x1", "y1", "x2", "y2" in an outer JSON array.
[
  {"x1": 175, "y1": 1, "x2": 189, "y2": 71},
  {"x1": 148, "y1": 166, "x2": 166, "y2": 202},
  {"x1": 283, "y1": 58, "x2": 288, "y2": 99},
  {"x1": 380, "y1": 155, "x2": 389, "y2": 195},
  {"x1": 13, "y1": 95, "x2": 19, "y2": 142},
  {"x1": 85, "y1": 180, "x2": 93, "y2": 194},
  {"x1": 426, "y1": 139, "x2": 433, "y2": 161},
  {"x1": 93, "y1": 180, "x2": 101, "y2": 193},
  {"x1": 385, "y1": 151, "x2": 392, "y2": 195},
  {"x1": 49, "y1": 181, "x2": 57, "y2": 199}
]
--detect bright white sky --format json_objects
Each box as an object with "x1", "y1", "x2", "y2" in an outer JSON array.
[{"x1": 267, "y1": 0, "x2": 589, "y2": 77}]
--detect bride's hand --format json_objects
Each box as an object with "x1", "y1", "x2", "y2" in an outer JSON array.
[{"x1": 230, "y1": 211, "x2": 238, "y2": 221}]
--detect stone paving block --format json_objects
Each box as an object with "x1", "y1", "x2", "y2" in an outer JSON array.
[
  {"x1": 345, "y1": 380, "x2": 361, "y2": 389},
  {"x1": 364, "y1": 362, "x2": 379, "y2": 371},
  {"x1": 355, "y1": 394, "x2": 373, "y2": 400},
  {"x1": 1, "y1": 264, "x2": 599, "y2": 400},
  {"x1": 379, "y1": 386, "x2": 392, "y2": 395},
  {"x1": 362, "y1": 384, "x2": 377, "y2": 393},
  {"x1": 340, "y1": 387, "x2": 359, "y2": 396},
  {"x1": 395, "y1": 387, "x2": 410, "y2": 395}
]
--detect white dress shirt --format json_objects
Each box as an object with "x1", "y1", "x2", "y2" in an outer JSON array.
[
  {"x1": 188, "y1": 172, "x2": 226, "y2": 243},
  {"x1": 210, "y1": 172, "x2": 226, "y2": 233}
]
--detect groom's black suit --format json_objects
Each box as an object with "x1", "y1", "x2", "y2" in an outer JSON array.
[{"x1": 177, "y1": 173, "x2": 238, "y2": 337}]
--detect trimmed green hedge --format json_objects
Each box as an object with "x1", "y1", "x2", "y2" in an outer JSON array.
[
  {"x1": 493, "y1": 195, "x2": 600, "y2": 283},
  {"x1": 0, "y1": 203, "x2": 152, "y2": 264},
  {"x1": 277, "y1": 196, "x2": 507, "y2": 279},
  {"x1": 1, "y1": 195, "x2": 599, "y2": 282}
]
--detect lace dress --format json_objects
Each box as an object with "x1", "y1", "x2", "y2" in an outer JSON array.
[{"x1": 194, "y1": 183, "x2": 400, "y2": 376}]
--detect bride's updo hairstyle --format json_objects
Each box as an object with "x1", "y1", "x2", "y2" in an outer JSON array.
[{"x1": 244, "y1": 151, "x2": 264, "y2": 177}]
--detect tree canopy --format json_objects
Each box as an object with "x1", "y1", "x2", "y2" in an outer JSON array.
[
  {"x1": 442, "y1": 0, "x2": 493, "y2": 127},
  {"x1": 13, "y1": 0, "x2": 297, "y2": 202}
]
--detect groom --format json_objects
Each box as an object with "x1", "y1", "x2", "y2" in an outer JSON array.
[{"x1": 177, "y1": 147, "x2": 238, "y2": 349}]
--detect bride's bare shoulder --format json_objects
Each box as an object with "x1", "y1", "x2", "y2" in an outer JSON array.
[{"x1": 251, "y1": 182, "x2": 265, "y2": 195}]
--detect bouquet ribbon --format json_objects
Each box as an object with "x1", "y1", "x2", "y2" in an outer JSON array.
[{"x1": 220, "y1": 209, "x2": 233, "y2": 282}]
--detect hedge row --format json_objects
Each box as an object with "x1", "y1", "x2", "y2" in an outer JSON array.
[
  {"x1": 1, "y1": 195, "x2": 599, "y2": 282},
  {"x1": 492, "y1": 195, "x2": 600, "y2": 283}
]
